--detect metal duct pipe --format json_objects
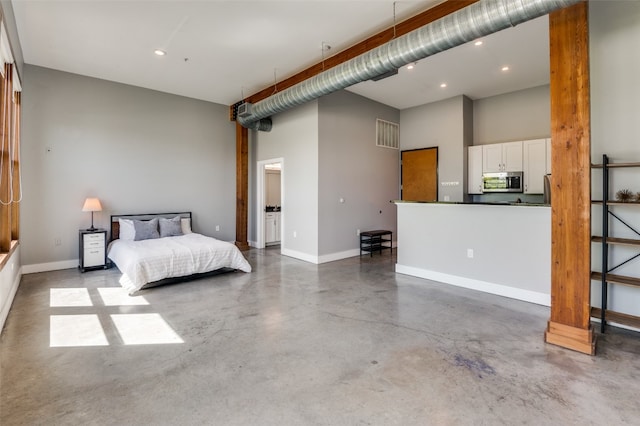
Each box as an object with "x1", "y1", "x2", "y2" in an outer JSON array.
[{"x1": 238, "y1": 0, "x2": 580, "y2": 131}]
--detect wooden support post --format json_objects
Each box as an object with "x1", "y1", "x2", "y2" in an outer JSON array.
[
  {"x1": 235, "y1": 122, "x2": 249, "y2": 251},
  {"x1": 545, "y1": 2, "x2": 595, "y2": 355}
]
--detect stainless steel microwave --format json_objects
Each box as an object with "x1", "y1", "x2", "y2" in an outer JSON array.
[{"x1": 482, "y1": 172, "x2": 523, "y2": 193}]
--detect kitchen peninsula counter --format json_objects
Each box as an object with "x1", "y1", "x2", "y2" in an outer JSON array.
[
  {"x1": 393, "y1": 201, "x2": 551, "y2": 306},
  {"x1": 393, "y1": 200, "x2": 550, "y2": 207}
]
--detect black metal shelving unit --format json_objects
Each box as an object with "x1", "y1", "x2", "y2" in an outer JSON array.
[
  {"x1": 359, "y1": 230, "x2": 393, "y2": 257},
  {"x1": 591, "y1": 154, "x2": 640, "y2": 332}
]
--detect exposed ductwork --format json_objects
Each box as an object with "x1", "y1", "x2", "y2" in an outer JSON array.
[{"x1": 237, "y1": 0, "x2": 580, "y2": 131}]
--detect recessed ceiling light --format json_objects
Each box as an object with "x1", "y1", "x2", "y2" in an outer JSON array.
[
  {"x1": 154, "y1": 49, "x2": 167, "y2": 56},
  {"x1": 474, "y1": 40, "x2": 483, "y2": 46},
  {"x1": 407, "y1": 64, "x2": 414, "y2": 70},
  {"x1": 440, "y1": 83, "x2": 447, "y2": 88},
  {"x1": 501, "y1": 66, "x2": 510, "y2": 72}
]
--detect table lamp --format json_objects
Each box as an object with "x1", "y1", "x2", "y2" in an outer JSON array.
[{"x1": 82, "y1": 198, "x2": 102, "y2": 231}]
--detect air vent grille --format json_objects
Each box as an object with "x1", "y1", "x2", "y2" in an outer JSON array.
[{"x1": 376, "y1": 119, "x2": 399, "y2": 149}]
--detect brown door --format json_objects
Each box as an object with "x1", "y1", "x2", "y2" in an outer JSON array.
[{"x1": 401, "y1": 147, "x2": 438, "y2": 201}]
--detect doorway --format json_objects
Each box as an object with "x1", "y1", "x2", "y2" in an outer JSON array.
[
  {"x1": 256, "y1": 158, "x2": 284, "y2": 249},
  {"x1": 401, "y1": 147, "x2": 438, "y2": 201}
]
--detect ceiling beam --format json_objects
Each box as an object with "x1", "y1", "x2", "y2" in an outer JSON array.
[{"x1": 230, "y1": 0, "x2": 478, "y2": 117}]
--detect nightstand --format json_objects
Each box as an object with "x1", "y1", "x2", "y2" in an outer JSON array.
[{"x1": 79, "y1": 229, "x2": 107, "y2": 272}]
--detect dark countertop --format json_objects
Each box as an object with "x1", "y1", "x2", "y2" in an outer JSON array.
[{"x1": 392, "y1": 200, "x2": 550, "y2": 207}]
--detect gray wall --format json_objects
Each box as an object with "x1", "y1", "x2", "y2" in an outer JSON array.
[
  {"x1": 473, "y1": 85, "x2": 550, "y2": 144},
  {"x1": 590, "y1": 0, "x2": 640, "y2": 317},
  {"x1": 318, "y1": 90, "x2": 399, "y2": 256},
  {"x1": 253, "y1": 101, "x2": 319, "y2": 258},
  {"x1": 400, "y1": 95, "x2": 469, "y2": 202},
  {"x1": 21, "y1": 66, "x2": 236, "y2": 266}
]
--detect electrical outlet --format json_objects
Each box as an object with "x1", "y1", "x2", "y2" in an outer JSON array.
[
  {"x1": 357, "y1": 229, "x2": 360, "y2": 236},
  {"x1": 54, "y1": 237, "x2": 62, "y2": 246},
  {"x1": 293, "y1": 231, "x2": 297, "y2": 238},
  {"x1": 215, "y1": 225, "x2": 220, "y2": 231},
  {"x1": 467, "y1": 248, "x2": 474, "y2": 259}
]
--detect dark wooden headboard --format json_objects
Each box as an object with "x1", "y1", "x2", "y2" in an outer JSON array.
[{"x1": 110, "y1": 212, "x2": 192, "y2": 241}]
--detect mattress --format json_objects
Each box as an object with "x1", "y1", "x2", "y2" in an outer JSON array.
[{"x1": 107, "y1": 233, "x2": 251, "y2": 294}]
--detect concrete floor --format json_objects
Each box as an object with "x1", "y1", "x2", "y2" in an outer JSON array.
[{"x1": 2, "y1": 248, "x2": 640, "y2": 425}]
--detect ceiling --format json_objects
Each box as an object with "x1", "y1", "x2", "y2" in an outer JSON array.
[{"x1": 11, "y1": 0, "x2": 549, "y2": 111}]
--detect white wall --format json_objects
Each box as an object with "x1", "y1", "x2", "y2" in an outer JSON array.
[
  {"x1": 396, "y1": 203, "x2": 551, "y2": 306},
  {"x1": 21, "y1": 66, "x2": 237, "y2": 268},
  {"x1": 0, "y1": 247, "x2": 21, "y2": 333},
  {"x1": 473, "y1": 85, "x2": 550, "y2": 144},
  {"x1": 589, "y1": 0, "x2": 640, "y2": 318},
  {"x1": 253, "y1": 101, "x2": 319, "y2": 261},
  {"x1": 400, "y1": 95, "x2": 470, "y2": 202},
  {"x1": 317, "y1": 90, "x2": 399, "y2": 258}
]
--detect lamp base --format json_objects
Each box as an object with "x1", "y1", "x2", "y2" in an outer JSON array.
[{"x1": 86, "y1": 227, "x2": 98, "y2": 232}]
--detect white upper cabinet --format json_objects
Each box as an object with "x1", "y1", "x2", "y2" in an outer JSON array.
[
  {"x1": 468, "y1": 145, "x2": 484, "y2": 194},
  {"x1": 523, "y1": 139, "x2": 547, "y2": 194},
  {"x1": 483, "y1": 144, "x2": 503, "y2": 172},
  {"x1": 483, "y1": 141, "x2": 523, "y2": 172},
  {"x1": 502, "y1": 141, "x2": 523, "y2": 171}
]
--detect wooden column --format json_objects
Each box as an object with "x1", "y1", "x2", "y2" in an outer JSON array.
[
  {"x1": 235, "y1": 122, "x2": 249, "y2": 251},
  {"x1": 544, "y1": 2, "x2": 595, "y2": 355}
]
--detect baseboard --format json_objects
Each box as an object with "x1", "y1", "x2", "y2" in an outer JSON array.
[
  {"x1": 317, "y1": 248, "x2": 360, "y2": 264},
  {"x1": 280, "y1": 247, "x2": 370, "y2": 265},
  {"x1": 280, "y1": 248, "x2": 319, "y2": 264},
  {"x1": 395, "y1": 264, "x2": 550, "y2": 307},
  {"x1": 22, "y1": 259, "x2": 79, "y2": 274},
  {"x1": 0, "y1": 266, "x2": 22, "y2": 334},
  {"x1": 248, "y1": 240, "x2": 259, "y2": 248},
  {"x1": 590, "y1": 314, "x2": 640, "y2": 334}
]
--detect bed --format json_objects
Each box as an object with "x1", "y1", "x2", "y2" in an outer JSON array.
[{"x1": 107, "y1": 212, "x2": 251, "y2": 295}]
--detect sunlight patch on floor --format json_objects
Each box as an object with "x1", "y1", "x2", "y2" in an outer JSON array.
[
  {"x1": 111, "y1": 313, "x2": 184, "y2": 345},
  {"x1": 98, "y1": 287, "x2": 149, "y2": 306},
  {"x1": 50, "y1": 288, "x2": 93, "y2": 307},
  {"x1": 50, "y1": 315, "x2": 108, "y2": 347}
]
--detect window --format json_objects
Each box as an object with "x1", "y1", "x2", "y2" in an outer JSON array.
[{"x1": 0, "y1": 22, "x2": 21, "y2": 267}]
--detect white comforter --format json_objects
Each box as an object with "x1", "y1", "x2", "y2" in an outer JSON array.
[{"x1": 107, "y1": 233, "x2": 252, "y2": 294}]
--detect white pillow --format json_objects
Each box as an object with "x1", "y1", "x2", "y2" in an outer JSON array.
[
  {"x1": 119, "y1": 219, "x2": 135, "y2": 241},
  {"x1": 181, "y1": 218, "x2": 192, "y2": 234}
]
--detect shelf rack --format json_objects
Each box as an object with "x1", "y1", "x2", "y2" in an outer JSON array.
[{"x1": 591, "y1": 154, "x2": 640, "y2": 332}]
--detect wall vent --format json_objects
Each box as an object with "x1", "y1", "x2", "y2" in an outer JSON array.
[{"x1": 376, "y1": 119, "x2": 399, "y2": 149}]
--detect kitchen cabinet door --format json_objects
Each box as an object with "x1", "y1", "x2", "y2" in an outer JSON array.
[
  {"x1": 483, "y1": 144, "x2": 503, "y2": 172},
  {"x1": 503, "y1": 141, "x2": 523, "y2": 171},
  {"x1": 483, "y1": 141, "x2": 523, "y2": 172},
  {"x1": 468, "y1": 145, "x2": 483, "y2": 194},
  {"x1": 523, "y1": 139, "x2": 546, "y2": 194},
  {"x1": 265, "y1": 213, "x2": 276, "y2": 243}
]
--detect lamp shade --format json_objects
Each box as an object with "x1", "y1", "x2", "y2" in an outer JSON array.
[{"x1": 82, "y1": 198, "x2": 102, "y2": 212}]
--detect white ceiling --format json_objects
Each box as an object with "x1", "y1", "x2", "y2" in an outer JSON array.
[{"x1": 11, "y1": 0, "x2": 549, "y2": 110}]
